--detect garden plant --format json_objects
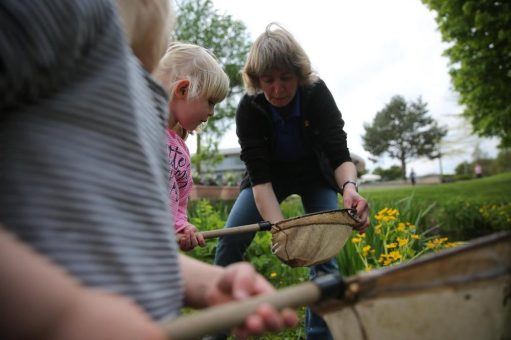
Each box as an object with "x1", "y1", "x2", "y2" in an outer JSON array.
[{"x1": 184, "y1": 172, "x2": 511, "y2": 339}]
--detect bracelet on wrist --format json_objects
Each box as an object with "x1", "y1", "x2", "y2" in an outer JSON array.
[{"x1": 341, "y1": 180, "x2": 358, "y2": 195}]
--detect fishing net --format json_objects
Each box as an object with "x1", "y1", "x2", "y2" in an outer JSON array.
[
  {"x1": 162, "y1": 232, "x2": 510, "y2": 340},
  {"x1": 314, "y1": 232, "x2": 511, "y2": 340},
  {"x1": 270, "y1": 209, "x2": 360, "y2": 267}
]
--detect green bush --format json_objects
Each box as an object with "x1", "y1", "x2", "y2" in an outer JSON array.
[{"x1": 187, "y1": 199, "x2": 228, "y2": 263}]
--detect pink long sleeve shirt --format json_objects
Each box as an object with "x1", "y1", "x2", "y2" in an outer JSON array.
[{"x1": 167, "y1": 129, "x2": 193, "y2": 233}]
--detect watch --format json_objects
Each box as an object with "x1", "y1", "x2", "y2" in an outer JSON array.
[{"x1": 341, "y1": 180, "x2": 358, "y2": 195}]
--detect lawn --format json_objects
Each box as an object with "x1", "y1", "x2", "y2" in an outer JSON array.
[
  {"x1": 360, "y1": 172, "x2": 511, "y2": 240},
  {"x1": 361, "y1": 172, "x2": 510, "y2": 204}
]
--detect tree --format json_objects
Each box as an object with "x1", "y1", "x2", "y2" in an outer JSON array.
[
  {"x1": 421, "y1": 0, "x2": 511, "y2": 147},
  {"x1": 362, "y1": 95, "x2": 447, "y2": 180},
  {"x1": 495, "y1": 148, "x2": 511, "y2": 172},
  {"x1": 454, "y1": 161, "x2": 471, "y2": 176},
  {"x1": 373, "y1": 166, "x2": 402, "y2": 181},
  {"x1": 472, "y1": 142, "x2": 489, "y2": 162},
  {"x1": 435, "y1": 113, "x2": 476, "y2": 172},
  {"x1": 174, "y1": 0, "x2": 252, "y2": 176}
]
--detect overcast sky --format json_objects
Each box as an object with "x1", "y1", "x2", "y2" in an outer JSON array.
[{"x1": 185, "y1": 0, "x2": 499, "y2": 176}]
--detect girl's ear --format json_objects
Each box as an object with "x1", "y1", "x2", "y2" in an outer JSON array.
[{"x1": 174, "y1": 79, "x2": 190, "y2": 99}]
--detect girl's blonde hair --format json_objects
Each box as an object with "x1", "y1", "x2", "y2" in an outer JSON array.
[
  {"x1": 242, "y1": 23, "x2": 319, "y2": 96},
  {"x1": 154, "y1": 42, "x2": 230, "y2": 138},
  {"x1": 156, "y1": 42, "x2": 229, "y2": 102}
]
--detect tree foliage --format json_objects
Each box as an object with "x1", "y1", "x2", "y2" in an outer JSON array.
[
  {"x1": 373, "y1": 165, "x2": 403, "y2": 181},
  {"x1": 362, "y1": 95, "x2": 447, "y2": 179},
  {"x1": 174, "y1": 0, "x2": 251, "y2": 175},
  {"x1": 421, "y1": 0, "x2": 511, "y2": 147}
]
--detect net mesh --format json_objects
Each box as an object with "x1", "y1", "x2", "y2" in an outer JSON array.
[{"x1": 271, "y1": 209, "x2": 360, "y2": 267}]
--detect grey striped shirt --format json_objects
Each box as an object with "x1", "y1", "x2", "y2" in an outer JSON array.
[{"x1": 0, "y1": 0, "x2": 183, "y2": 321}]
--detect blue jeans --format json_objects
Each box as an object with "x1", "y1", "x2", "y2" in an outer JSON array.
[{"x1": 214, "y1": 179, "x2": 338, "y2": 340}]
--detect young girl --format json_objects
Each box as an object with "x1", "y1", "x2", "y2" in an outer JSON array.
[{"x1": 154, "y1": 42, "x2": 230, "y2": 251}]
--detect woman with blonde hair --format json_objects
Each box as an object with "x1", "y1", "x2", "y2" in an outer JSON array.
[{"x1": 215, "y1": 23, "x2": 370, "y2": 339}]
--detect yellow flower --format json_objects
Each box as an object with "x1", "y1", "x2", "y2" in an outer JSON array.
[
  {"x1": 378, "y1": 252, "x2": 401, "y2": 266},
  {"x1": 385, "y1": 242, "x2": 397, "y2": 249},
  {"x1": 352, "y1": 232, "x2": 366, "y2": 245},
  {"x1": 375, "y1": 224, "x2": 382, "y2": 235},
  {"x1": 362, "y1": 245, "x2": 371, "y2": 256},
  {"x1": 378, "y1": 208, "x2": 388, "y2": 215},
  {"x1": 397, "y1": 237, "x2": 408, "y2": 247},
  {"x1": 270, "y1": 272, "x2": 277, "y2": 278},
  {"x1": 397, "y1": 222, "x2": 406, "y2": 232},
  {"x1": 433, "y1": 237, "x2": 448, "y2": 245},
  {"x1": 389, "y1": 251, "x2": 402, "y2": 261},
  {"x1": 378, "y1": 254, "x2": 389, "y2": 265},
  {"x1": 445, "y1": 242, "x2": 463, "y2": 248},
  {"x1": 375, "y1": 208, "x2": 400, "y2": 222},
  {"x1": 352, "y1": 236, "x2": 362, "y2": 244},
  {"x1": 426, "y1": 241, "x2": 436, "y2": 249},
  {"x1": 411, "y1": 234, "x2": 420, "y2": 240}
]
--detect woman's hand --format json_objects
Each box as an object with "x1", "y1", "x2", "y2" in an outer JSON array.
[{"x1": 342, "y1": 188, "x2": 370, "y2": 233}]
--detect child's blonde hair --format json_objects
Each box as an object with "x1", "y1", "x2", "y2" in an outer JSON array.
[
  {"x1": 154, "y1": 42, "x2": 230, "y2": 138},
  {"x1": 242, "y1": 23, "x2": 319, "y2": 96},
  {"x1": 116, "y1": 0, "x2": 175, "y2": 72}
]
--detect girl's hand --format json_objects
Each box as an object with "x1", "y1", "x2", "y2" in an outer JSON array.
[{"x1": 178, "y1": 224, "x2": 205, "y2": 251}]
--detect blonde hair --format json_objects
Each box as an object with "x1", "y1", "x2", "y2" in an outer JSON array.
[
  {"x1": 242, "y1": 23, "x2": 319, "y2": 96},
  {"x1": 154, "y1": 42, "x2": 230, "y2": 138},
  {"x1": 116, "y1": 0, "x2": 175, "y2": 72}
]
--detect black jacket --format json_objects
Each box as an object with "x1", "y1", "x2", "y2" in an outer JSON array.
[{"x1": 236, "y1": 79, "x2": 352, "y2": 192}]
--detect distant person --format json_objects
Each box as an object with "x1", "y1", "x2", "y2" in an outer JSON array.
[
  {"x1": 154, "y1": 42, "x2": 229, "y2": 251},
  {"x1": 474, "y1": 163, "x2": 483, "y2": 178},
  {"x1": 410, "y1": 168, "x2": 416, "y2": 185},
  {"x1": 214, "y1": 23, "x2": 370, "y2": 340}
]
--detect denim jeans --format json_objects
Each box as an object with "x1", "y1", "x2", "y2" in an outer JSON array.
[{"x1": 214, "y1": 179, "x2": 338, "y2": 340}]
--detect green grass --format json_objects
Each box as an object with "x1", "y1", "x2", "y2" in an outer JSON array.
[
  {"x1": 361, "y1": 172, "x2": 511, "y2": 240},
  {"x1": 361, "y1": 172, "x2": 511, "y2": 204}
]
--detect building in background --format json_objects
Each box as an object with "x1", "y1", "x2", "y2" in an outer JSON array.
[{"x1": 193, "y1": 147, "x2": 366, "y2": 186}]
